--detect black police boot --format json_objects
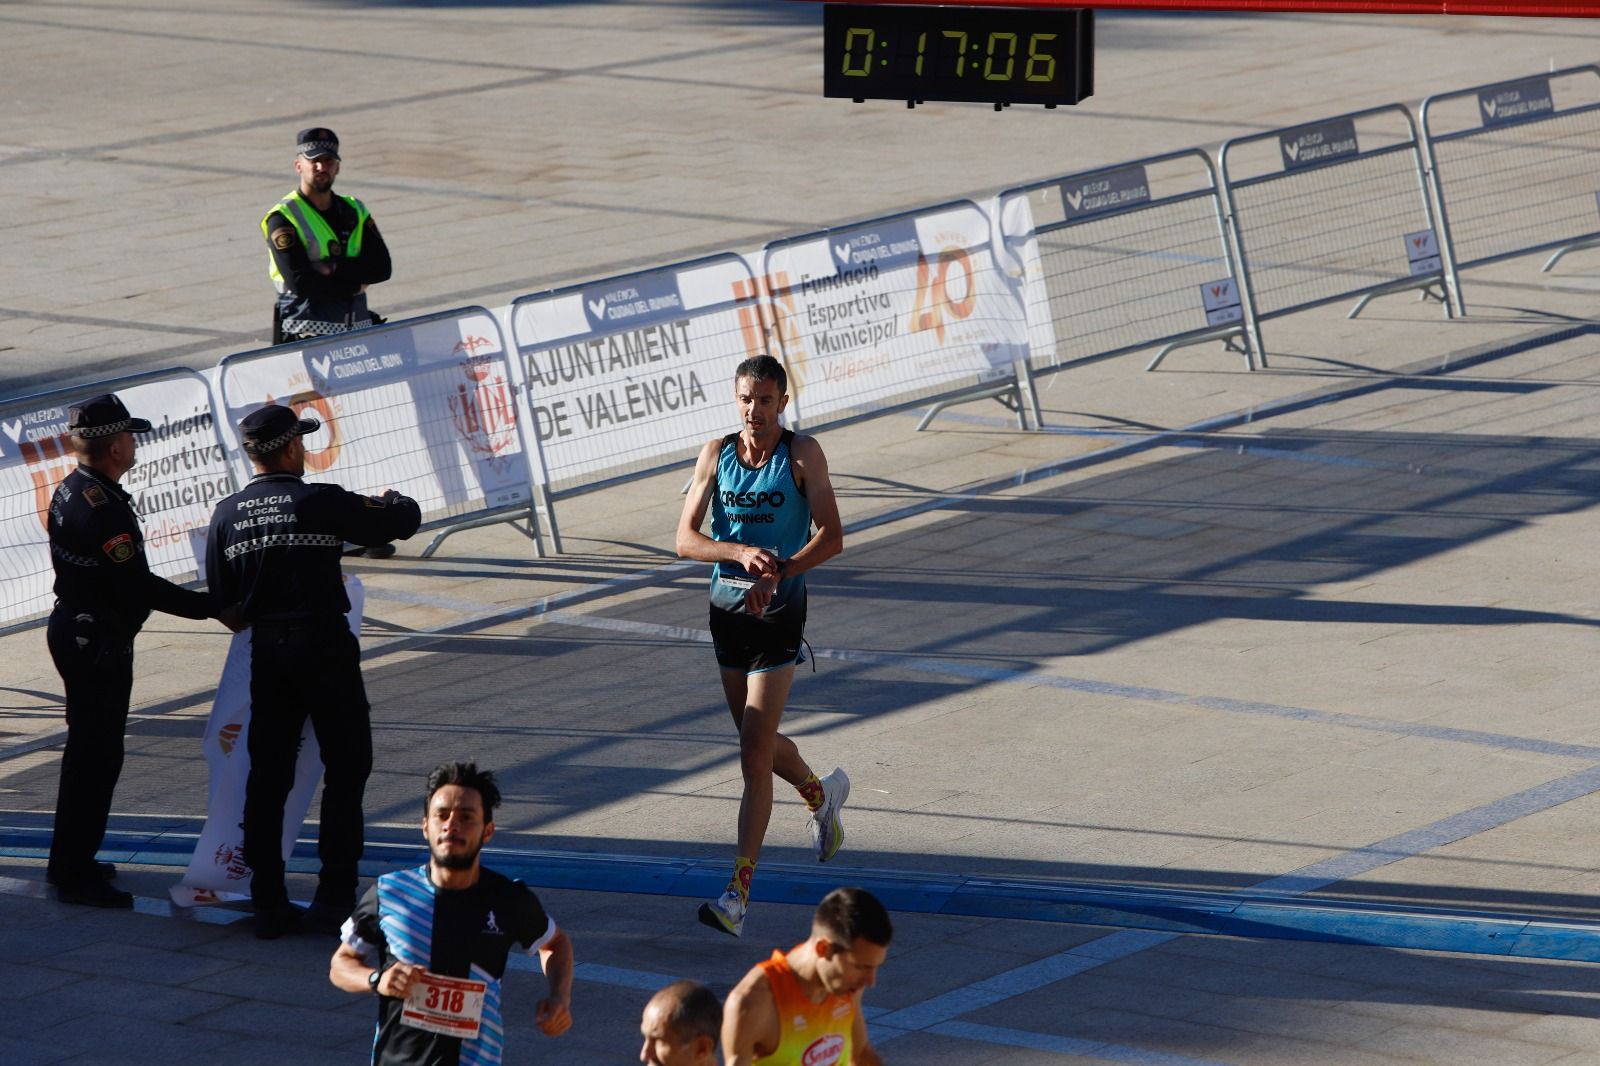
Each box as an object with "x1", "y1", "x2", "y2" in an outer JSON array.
[
  {"x1": 56, "y1": 879, "x2": 133, "y2": 909},
  {"x1": 47, "y1": 861, "x2": 116, "y2": 885},
  {"x1": 305, "y1": 897, "x2": 355, "y2": 937},
  {"x1": 253, "y1": 901, "x2": 306, "y2": 940}
]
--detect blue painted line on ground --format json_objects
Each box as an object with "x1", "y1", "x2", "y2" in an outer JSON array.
[
  {"x1": 4, "y1": 816, "x2": 1599, "y2": 963},
  {"x1": 927, "y1": 1020, "x2": 1233, "y2": 1065},
  {"x1": 1249, "y1": 762, "x2": 1600, "y2": 897},
  {"x1": 875, "y1": 929, "x2": 1172, "y2": 1032},
  {"x1": 865, "y1": 759, "x2": 1600, "y2": 1037}
]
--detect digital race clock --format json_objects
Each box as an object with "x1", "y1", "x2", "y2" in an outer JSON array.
[{"x1": 823, "y1": 4, "x2": 1093, "y2": 108}]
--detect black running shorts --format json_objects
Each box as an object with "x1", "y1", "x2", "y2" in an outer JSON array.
[{"x1": 709, "y1": 600, "x2": 807, "y2": 675}]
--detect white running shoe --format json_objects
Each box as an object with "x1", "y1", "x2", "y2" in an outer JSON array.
[
  {"x1": 809, "y1": 767, "x2": 850, "y2": 862},
  {"x1": 698, "y1": 889, "x2": 746, "y2": 937}
]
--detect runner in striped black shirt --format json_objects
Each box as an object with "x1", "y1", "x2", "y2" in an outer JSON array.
[{"x1": 331, "y1": 761, "x2": 574, "y2": 1066}]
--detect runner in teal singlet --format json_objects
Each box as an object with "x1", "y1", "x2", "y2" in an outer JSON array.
[{"x1": 676, "y1": 355, "x2": 849, "y2": 937}]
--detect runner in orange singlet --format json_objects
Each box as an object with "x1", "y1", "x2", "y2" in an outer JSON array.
[{"x1": 722, "y1": 887, "x2": 893, "y2": 1066}]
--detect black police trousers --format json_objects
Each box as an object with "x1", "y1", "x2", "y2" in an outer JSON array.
[
  {"x1": 46, "y1": 603, "x2": 135, "y2": 886},
  {"x1": 242, "y1": 618, "x2": 372, "y2": 912}
]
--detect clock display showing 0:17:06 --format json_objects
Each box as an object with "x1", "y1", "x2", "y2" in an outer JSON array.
[
  {"x1": 821, "y1": 5, "x2": 1090, "y2": 106},
  {"x1": 840, "y1": 27, "x2": 1060, "y2": 85}
]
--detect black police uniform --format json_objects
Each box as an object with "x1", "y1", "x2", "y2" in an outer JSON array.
[
  {"x1": 265, "y1": 127, "x2": 392, "y2": 343},
  {"x1": 204, "y1": 407, "x2": 419, "y2": 925},
  {"x1": 266, "y1": 198, "x2": 392, "y2": 342},
  {"x1": 46, "y1": 397, "x2": 214, "y2": 903}
]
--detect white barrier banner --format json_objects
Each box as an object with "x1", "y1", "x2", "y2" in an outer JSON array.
[
  {"x1": 0, "y1": 373, "x2": 231, "y2": 627},
  {"x1": 993, "y1": 191, "x2": 1060, "y2": 367},
  {"x1": 170, "y1": 576, "x2": 363, "y2": 905},
  {"x1": 216, "y1": 309, "x2": 529, "y2": 519},
  {"x1": 512, "y1": 255, "x2": 760, "y2": 487},
  {"x1": 762, "y1": 201, "x2": 1029, "y2": 424}
]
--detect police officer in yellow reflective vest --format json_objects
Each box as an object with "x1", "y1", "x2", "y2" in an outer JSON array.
[{"x1": 263, "y1": 127, "x2": 393, "y2": 345}]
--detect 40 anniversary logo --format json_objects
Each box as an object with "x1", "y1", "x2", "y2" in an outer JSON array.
[{"x1": 268, "y1": 373, "x2": 343, "y2": 474}]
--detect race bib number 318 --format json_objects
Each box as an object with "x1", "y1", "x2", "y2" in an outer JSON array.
[{"x1": 401, "y1": 971, "x2": 487, "y2": 1038}]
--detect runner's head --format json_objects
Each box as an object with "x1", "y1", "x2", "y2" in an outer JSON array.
[
  {"x1": 734, "y1": 354, "x2": 787, "y2": 397},
  {"x1": 732, "y1": 355, "x2": 788, "y2": 440},
  {"x1": 422, "y1": 761, "x2": 500, "y2": 872},
  {"x1": 639, "y1": 980, "x2": 721, "y2": 1066},
  {"x1": 810, "y1": 887, "x2": 893, "y2": 997}
]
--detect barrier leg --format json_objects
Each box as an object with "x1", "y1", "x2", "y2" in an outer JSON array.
[
  {"x1": 915, "y1": 383, "x2": 1021, "y2": 431},
  {"x1": 1432, "y1": 282, "x2": 1452, "y2": 320},
  {"x1": 1347, "y1": 292, "x2": 1379, "y2": 320},
  {"x1": 1541, "y1": 237, "x2": 1600, "y2": 273},
  {"x1": 419, "y1": 502, "x2": 546, "y2": 560},
  {"x1": 1145, "y1": 327, "x2": 1249, "y2": 372},
  {"x1": 540, "y1": 483, "x2": 564, "y2": 555},
  {"x1": 1145, "y1": 341, "x2": 1180, "y2": 371},
  {"x1": 1017, "y1": 360, "x2": 1043, "y2": 431}
]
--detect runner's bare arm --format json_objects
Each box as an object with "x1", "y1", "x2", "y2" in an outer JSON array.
[
  {"x1": 329, "y1": 942, "x2": 423, "y2": 996},
  {"x1": 782, "y1": 433, "x2": 844, "y2": 578},
  {"x1": 722, "y1": 967, "x2": 780, "y2": 1066},
  {"x1": 329, "y1": 942, "x2": 372, "y2": 993},
  {"x1": 675, "y1": 437, "x2": 779, "y2": 577},
  {"x1": 535, "y1": 925, "x2": 574, "y2": 1036}
]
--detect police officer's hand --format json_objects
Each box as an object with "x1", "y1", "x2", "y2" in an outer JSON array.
[
  {"x1": 535, "y1": 997, "x2": 572, "y2": 1037},
  {"x1": 218, "y1": 605, "x2": 246, "y2": 633},
  {"x1": 380, "y1": 489, "x2": 406, "y2": 506},
  {"x1": 312, "y1": 260, "x2": 335, "y2": 277},
  {"x1": 378, "y1": 961, "x2": 425, "y2": 998}
]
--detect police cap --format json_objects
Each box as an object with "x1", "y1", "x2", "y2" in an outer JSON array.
[
  {"x1": 240, "y1": 403, "x2": 321, "y2": 455},
  {"x1": 296, "y1": 127, "x2": 340, "y2": 161},
  {"x1": 68, "y1": 394, "x2": 153, "y2": 438}
]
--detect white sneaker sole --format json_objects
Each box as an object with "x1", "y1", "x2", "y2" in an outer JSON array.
[
  {"x1": 697, "y1": 901, "x2": 744, "y2": 937},
  {"x1": 817, "y1": 769, "x2": 850, "y2": 862}
]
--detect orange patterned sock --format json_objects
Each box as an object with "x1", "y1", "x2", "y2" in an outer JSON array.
[
  {"x1": 729, "y1": 856, "x2": 757, "y2": 905},
  {"x1": 797, "y1": 773, "x2": 825, "y2": 812}
]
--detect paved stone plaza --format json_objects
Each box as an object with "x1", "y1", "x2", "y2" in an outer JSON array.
[{"x1": 5, "y1": 1, "x2": 1600, "y2": 1063}]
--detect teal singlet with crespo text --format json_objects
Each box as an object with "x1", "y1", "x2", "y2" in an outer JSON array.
[{"x1": 709, "y1": 430, "x2": 811, "y2": 616}]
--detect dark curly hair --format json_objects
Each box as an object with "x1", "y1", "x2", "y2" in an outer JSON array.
[{"x1": 424, "y1": 761, "x2": 502, "y2": 817}]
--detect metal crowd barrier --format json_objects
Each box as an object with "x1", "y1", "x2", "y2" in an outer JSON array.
[
  {"x1": 18, "y1": 72, "x2": 1600, "y2": 590},
  {"x1": 1421, "y1": 66, "x2": 1600, "y2": 312},
  {"x1": 995, "y1": 149, "x2": 1251, "y2": 374},
  {"x1": 762, "y1": 199, "x2": 1040, "y2": 432},
  {"x1": 0, "y1": 368, "x2": 232, "y2": 633},
  {"x1": 1221, "y1": 104, "x2": 1452, "y2": 364},
  {"x1": 216, "y1": 307, "x2": 542, "y2": 560},
  {"x1": 509, "y1": 253, "x2": 767, "y2": 552}
]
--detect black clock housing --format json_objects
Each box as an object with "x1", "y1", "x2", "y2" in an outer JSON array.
[{"x1": 823, "y1": 4, "x2": 1093, "y2": 107}]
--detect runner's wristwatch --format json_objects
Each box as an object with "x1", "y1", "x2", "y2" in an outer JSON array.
[{"x1": 369, "y1": 963, "x2": 390, "y2": 994}]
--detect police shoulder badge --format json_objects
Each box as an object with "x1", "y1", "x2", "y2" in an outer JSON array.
[
  {"x1": 84, "y1": 484, "x2": 108, "y2": 507},
  {"x1": 102, "y1": 533, "x2": 136, "y2": 563},
  {"x1": 271, "y1": 228, "x2": 295, "y2": 251}
]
